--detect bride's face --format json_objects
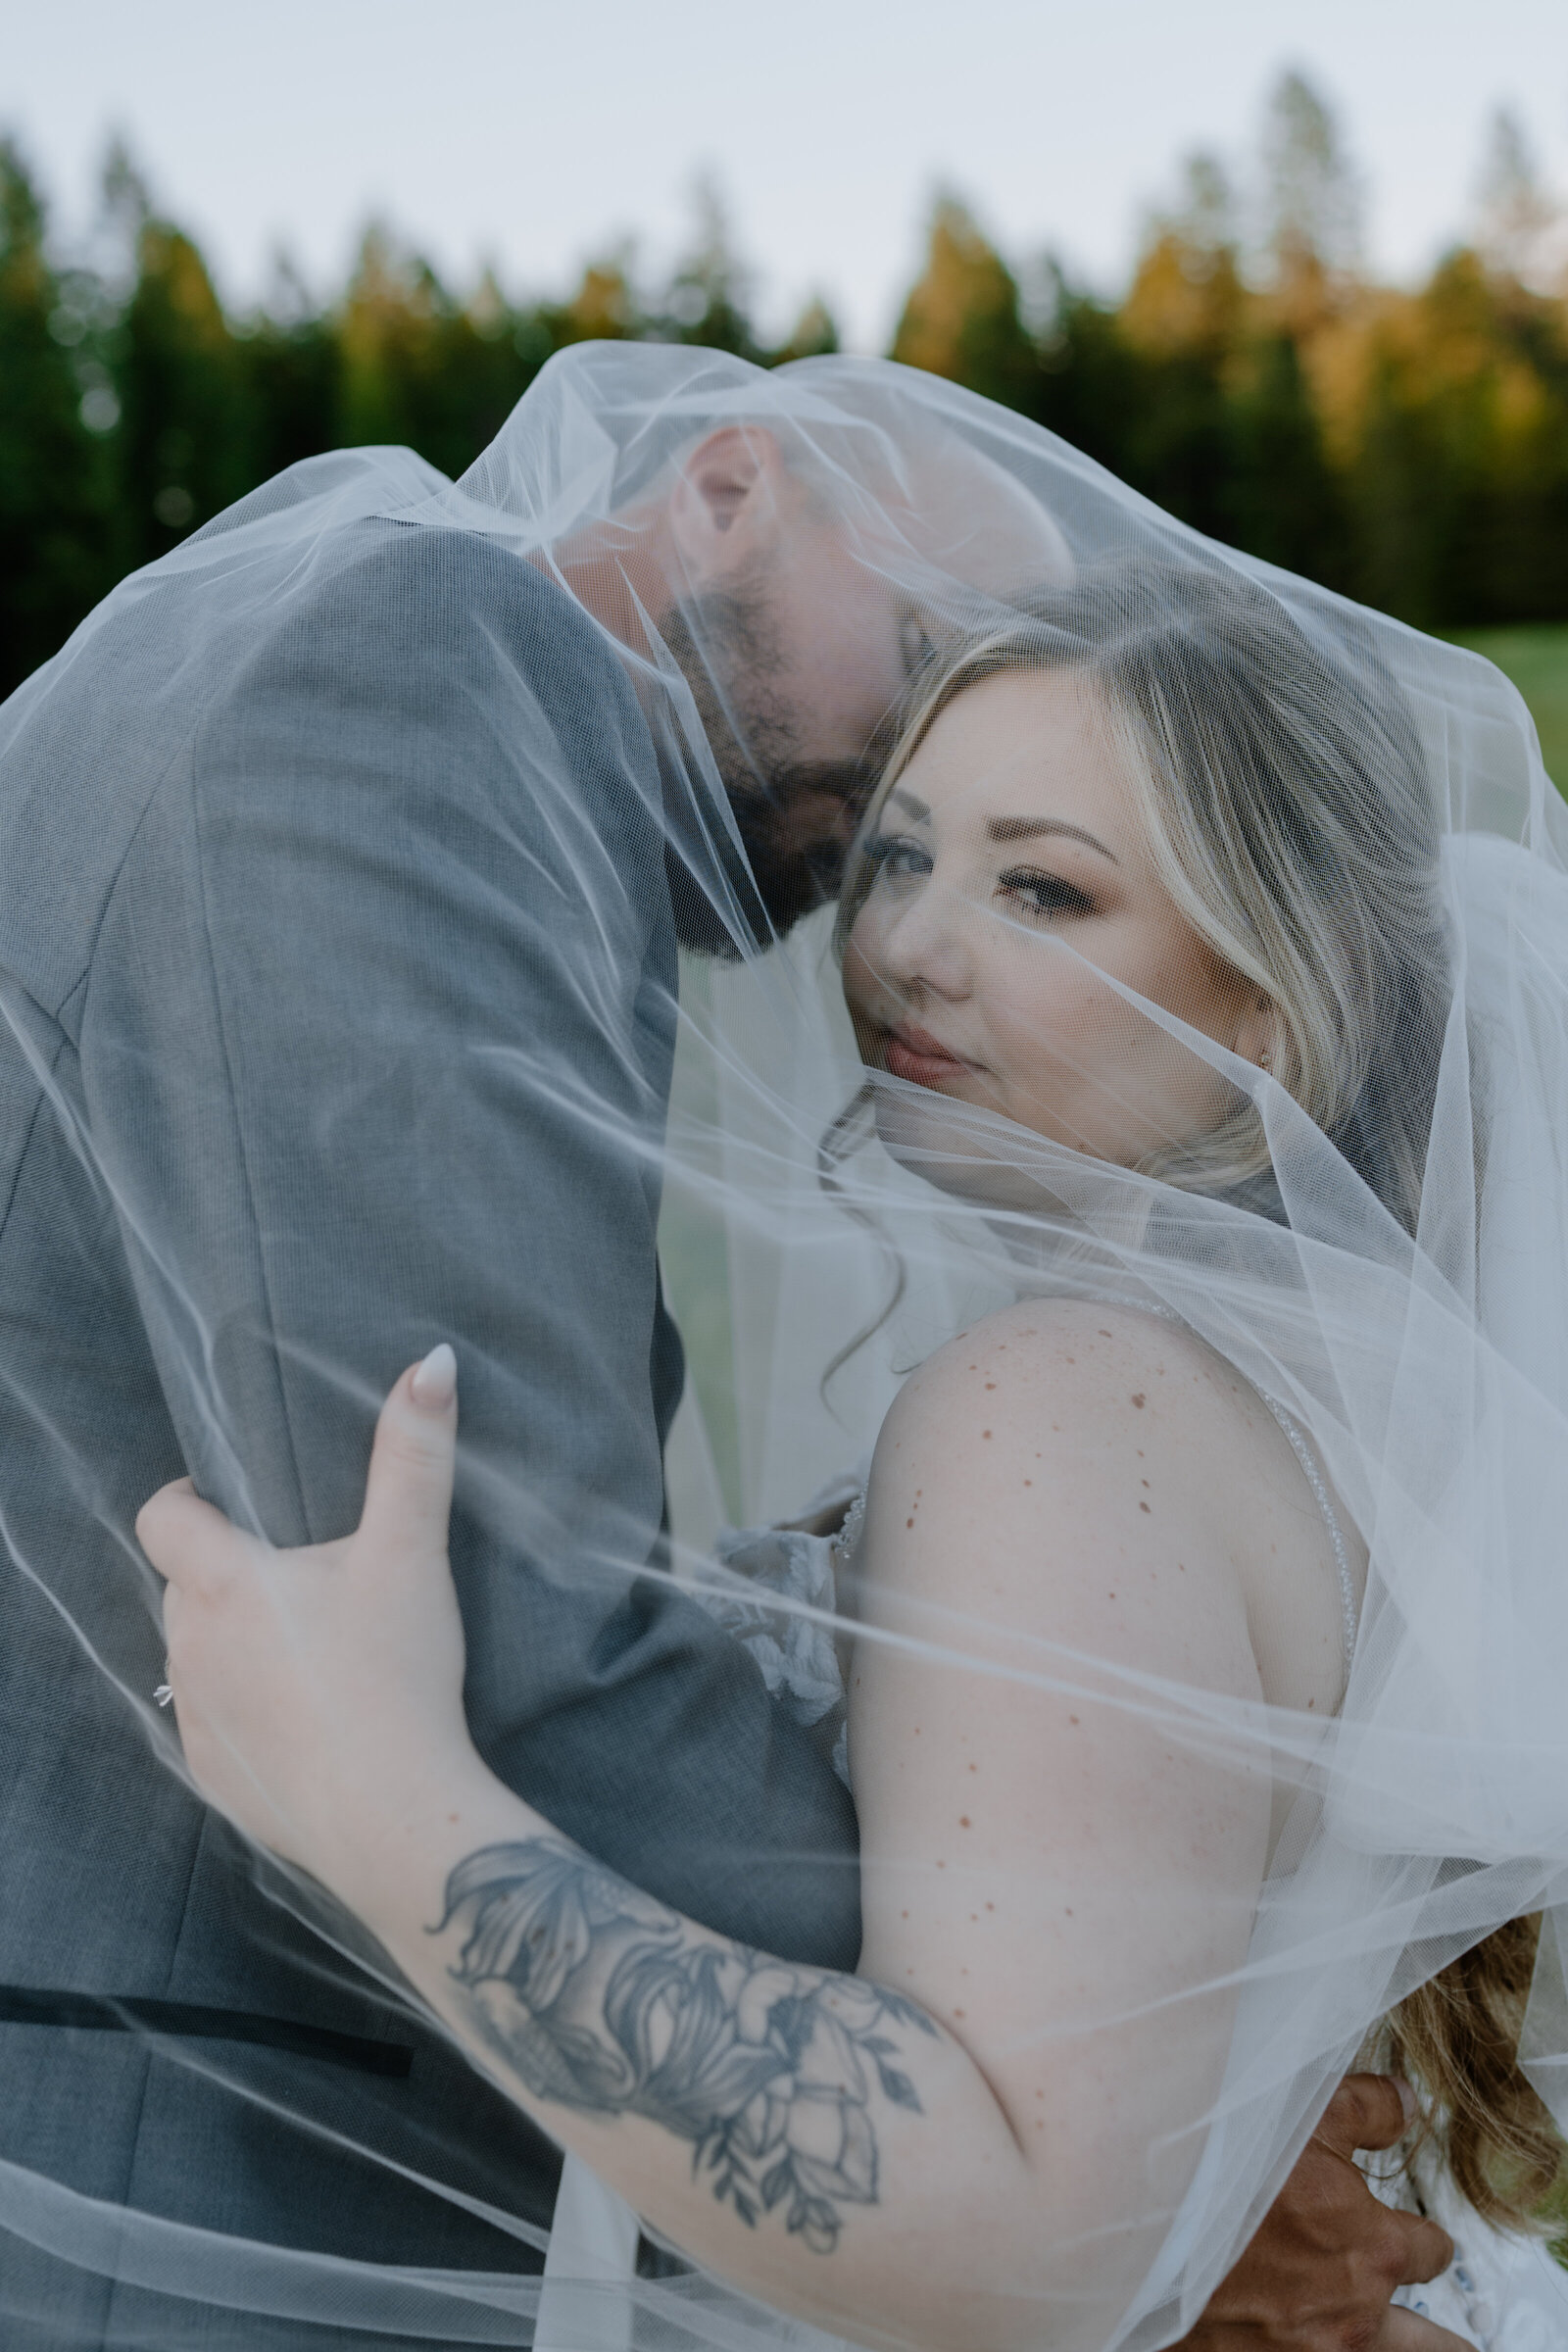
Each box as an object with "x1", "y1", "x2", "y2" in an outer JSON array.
[{"x1": 843, "y1": 666, "x2": 1266, "y2": 1169}]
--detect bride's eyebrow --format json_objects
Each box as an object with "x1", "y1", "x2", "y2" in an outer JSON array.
[
  {"x1": 988, "y1": 815, "x2": 1119, "y2": 864},
  {"x1": 887, "y1": 788, "x2": 930, "y2": 822}
]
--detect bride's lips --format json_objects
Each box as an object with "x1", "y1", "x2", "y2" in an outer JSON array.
[{"x1": 883, "y1": 1023, "x2": 974, "y2": 1089}]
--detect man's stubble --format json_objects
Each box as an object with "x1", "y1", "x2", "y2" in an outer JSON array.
[{"x1": 659, "y1": 594, "x2": 874, "y2": 948}]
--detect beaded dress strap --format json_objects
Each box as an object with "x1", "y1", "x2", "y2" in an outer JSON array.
[{"x1": 1255, "y1": 1392, "x2": 1361, "y2": 1677}]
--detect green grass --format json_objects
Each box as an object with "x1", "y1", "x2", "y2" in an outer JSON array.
[
  {"x1": 1446, "y1": 624, "x2": 1568, "y2": 794},
  {"x1": 1546, "y1": 2168, "x2": 1568, "y2": 2265}
]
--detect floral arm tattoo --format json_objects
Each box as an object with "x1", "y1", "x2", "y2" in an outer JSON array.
[{"x1": 429, "y1": 1837, "x2": 938, "y2": 2253}]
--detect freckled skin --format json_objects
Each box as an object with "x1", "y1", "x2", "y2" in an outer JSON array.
[{"x1": 848, "y1": 1293, "x2": 1364, "y2": 2287}]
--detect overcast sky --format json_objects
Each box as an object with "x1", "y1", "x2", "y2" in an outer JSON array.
[{"x1": 5, "y1": 0, "x2": 1566, "y2": 346}]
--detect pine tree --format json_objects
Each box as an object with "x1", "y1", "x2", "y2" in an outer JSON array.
[
  {"x1": 112, "y1": 203, "x2": 257, "y2": 567},
  {"x1": 890, "y1": 196, "x2": 1038, "y2": 414},
  {"x1": 774, "y1": 299, "x2": 839, "y2": 364},
  {"x1": 0, "y1": 139, "x2": 115, "y2": 697},
  {"x1": 244, "y1": 254, "x2": 341, "y2": 485},
  {"x1": 657, "y1": 176, "x2": 765, "y2": 362},
  {"x1": 1475, "y1": 109, "x2": 1562, "y2": 290},
  {"x1": 1259, "y1": 71, "x2": 1364, "y2": 327}
]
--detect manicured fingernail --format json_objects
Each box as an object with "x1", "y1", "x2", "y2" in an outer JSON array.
[
  {"x1": 411, "y1": 1343, "x2": 457, "y2": 1410},
  {"x1": 1396, "y1": 2079, "x2": 1418, "y2": 2127}
]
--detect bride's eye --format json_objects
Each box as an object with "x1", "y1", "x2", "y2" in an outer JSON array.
[
  {"x1": 864, "y1": 832, "x2": 933, "y2": 883},
  {"x1": 897, "y1": 614, "x2": 936, "y2": 677},
  {"x1": 998, "y1": 866, "x2": 1095, "y2": 920}
]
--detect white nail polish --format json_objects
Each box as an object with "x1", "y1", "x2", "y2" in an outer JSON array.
[{"x1": 411, "y1": 1343, "x2": 457, "y2": 1409}]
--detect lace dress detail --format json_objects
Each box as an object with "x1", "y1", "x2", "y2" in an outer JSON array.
[
  {"x1": 1256, "y1": 1392, "x2": 1360, "y2": 1677},
  {"x1": 1376, "y1": 2141, "x2": 1568, "y2": 2349},
  {"x1": 834, "y1": 1488, "x2": 867, "y2": 1571},
  {"x1": 694, "y1": 1514, "x2": 855, "y2": 1788}
]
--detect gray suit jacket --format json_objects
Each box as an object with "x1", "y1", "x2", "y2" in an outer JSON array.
[{"x1": 0, "y1": 508, "x2": 860, "y2": 2348}]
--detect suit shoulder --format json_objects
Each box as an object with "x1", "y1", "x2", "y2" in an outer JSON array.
[
  {"x1": 186, "y1": 518, "x2": 656, "y2": 816},
  {"x1": 242, "y1": 518, "x2": 635, "y2": 707}
]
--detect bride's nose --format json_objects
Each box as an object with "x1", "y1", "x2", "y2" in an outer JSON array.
[{"x1": 876, "y1": 876, "x2": 976, "y2": 1003}]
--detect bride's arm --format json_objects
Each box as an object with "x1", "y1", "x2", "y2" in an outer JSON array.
[
  {"x1": 850, "y1": 1298, "x2": 1276, "y2": 2332},
  {"x1": 143, "y1": 1317, "x2": 1270, "y2": 2352}
]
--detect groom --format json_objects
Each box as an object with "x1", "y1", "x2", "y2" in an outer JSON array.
[{"x1": 0, "y1": 379, "x2": 1454, "y2": 2351}]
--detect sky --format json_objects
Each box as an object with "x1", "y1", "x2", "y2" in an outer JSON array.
[{"x1": 5, "y1": 0, "x2": 1566, "y2": 347}]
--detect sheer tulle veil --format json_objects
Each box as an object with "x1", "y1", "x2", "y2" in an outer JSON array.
[{"x1": 0, "y1": 341, "x2": 1565, "y2": 2348}]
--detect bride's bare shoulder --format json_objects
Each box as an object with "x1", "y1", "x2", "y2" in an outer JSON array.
[
  {"x1": 882, "y1": 1295, "x2": 1251, "y2": 1463},
  {"x1": 861, "y1": 1297, "x2": 1275, "y2": 1642}
]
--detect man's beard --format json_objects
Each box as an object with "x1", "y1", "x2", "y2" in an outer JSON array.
[{"x1": 659, "y1": 596, "x2": 873, "y2": 948}]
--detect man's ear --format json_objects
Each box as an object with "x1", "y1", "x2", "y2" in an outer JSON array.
[{"x1": 667, "y1": 426, "x2": 790, "y2": 585}]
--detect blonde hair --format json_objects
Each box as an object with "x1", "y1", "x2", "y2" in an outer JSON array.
[
  {"x1": 1369, "y1": 1914, "x2": 1563, "y2": 2230},
  {"x1": 835, "y1": 562, "x2": 1563, "y2": 2227}
]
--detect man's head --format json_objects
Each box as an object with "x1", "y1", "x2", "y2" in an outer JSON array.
[{"x1": 651, "y1": 416, "x2": 1074, "y2": 937}]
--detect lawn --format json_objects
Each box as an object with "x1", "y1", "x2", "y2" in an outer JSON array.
[{"x1": 1447, "y1": 623, "x2": 1568, "y2": 795}]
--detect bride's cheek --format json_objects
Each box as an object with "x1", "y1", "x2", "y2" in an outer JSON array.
[{"x1": 842, "y1": 927, "x2": 880, "y2": 1015}]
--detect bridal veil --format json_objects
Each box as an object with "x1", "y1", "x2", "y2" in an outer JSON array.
[{"x1": 0, "y1": 343, "x2": 1563, "y2": 2348}]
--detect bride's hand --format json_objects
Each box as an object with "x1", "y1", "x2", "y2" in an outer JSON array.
[{"x1": 137, "y1": 1346, "x2": 478, "y2": 1899}]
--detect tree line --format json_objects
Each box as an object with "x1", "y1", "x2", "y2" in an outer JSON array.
[{"x1": 4, "y1": 74, "x2": 1567, "y2": 702}]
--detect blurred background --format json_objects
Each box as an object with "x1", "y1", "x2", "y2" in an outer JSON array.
[{"x1": 3, "y1": 0, "x2": 1566, "y2": 777}]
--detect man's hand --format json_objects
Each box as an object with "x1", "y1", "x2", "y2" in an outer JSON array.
[{"x1": 1177, "y1": 2076, "x2": 1470, "y2": 2352}]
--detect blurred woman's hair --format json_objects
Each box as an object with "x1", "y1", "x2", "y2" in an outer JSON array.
[{"x1": 835, "y1": 560, "x2": 1452, "y2": 1234}]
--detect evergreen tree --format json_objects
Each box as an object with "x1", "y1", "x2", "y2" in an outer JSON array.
[
  {"x1": 335, "y1": 228, "x2": 542, "y2": 480},
  {"x1": 5, "y1": 99, "x2": 1568, "y2": 699},
  {"x1": 545, "y1": 254, "x2": 638, "y2": 348},
  {"x1": 1030, "y1": 273, "x2": 1148, "y2": 475},
  {"x1": 773, "y1": 298, "x2": 840, "y2": 364},
  {"x1": 111, "y1": 204, "x2": 256, "y2": 568},
  {"x1": 655, "y1": 177, "x2": 765, "y2": 361},
  {"x1": 244, "y1": 256, "x2": 340, "y2": 485},
  {"x1": 1474, "y1": 109, "x2": 1562, "y2": 289},
  {"x1": 1112, "y1": 158, "x2": 1248, "y2": 541},
  {"x1": 0, "y1": 140, "x2": 114, "y2": 698},
  {"x1": 890, "y1": 195, "x2": 1038, "y2": 413},
  {"x1": 1221, "y1": 331, "x2": 1348, "y2": 586},
  {"x1": 1259, "y1": 71, "x2": 1363, "y2": 326}
]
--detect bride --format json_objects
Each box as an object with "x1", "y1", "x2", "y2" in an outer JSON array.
[{"x1": 141, "y1": 559, "x2": 1568, "y2": 2352}]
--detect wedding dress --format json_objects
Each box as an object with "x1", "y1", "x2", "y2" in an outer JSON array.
[{"x1": 0, "y1": 343, "x2": 1563, "y2": 2351}]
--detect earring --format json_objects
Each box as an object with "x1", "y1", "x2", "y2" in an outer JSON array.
[{"x1": 1257, "y1": 1047, "x2": 1272, "y2": 1070}]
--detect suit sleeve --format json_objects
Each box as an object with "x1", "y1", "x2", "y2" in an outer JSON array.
[{"x1": 83, "y1": 521, "x2": 860, "y2": 1968}]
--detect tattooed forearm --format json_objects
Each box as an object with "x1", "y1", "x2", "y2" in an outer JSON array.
[{"x1": 429, "y1": 1837, "x2": 936, "y2": 2252}]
